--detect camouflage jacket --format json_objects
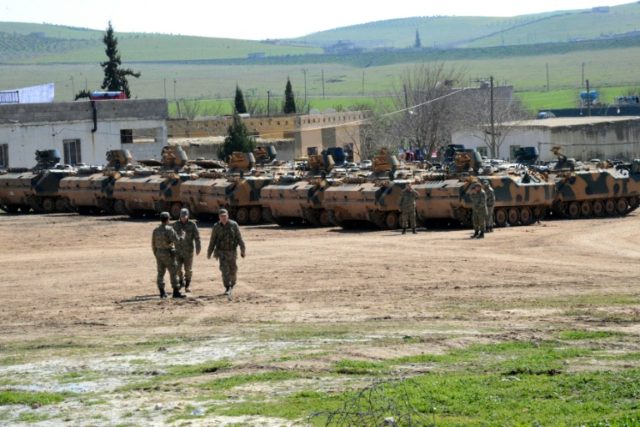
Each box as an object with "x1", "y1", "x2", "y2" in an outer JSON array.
[
  {"x1": 470, "y1": 189, "x2": 487, "y2": 211},
  {"x1": 173, "y1": 219, "x2": 201, "y2": 255},
  {"x1": 152, "y1": 224, "x2": 181, "y2": 254},
  {"x1": 207, "y1": 220, "x2": 246, "y2": 256},
  {"x1": 399, "y1": 188, "x2": 419, "y2": 211},
  {"x1": 485, "y1": 186, "x2": 495, "y2": 207}
]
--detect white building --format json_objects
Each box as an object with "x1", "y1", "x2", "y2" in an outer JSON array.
[
  {"x1": 452, "y1": 116, "x2": 640, "y2": 162},
  {"x1": 0, "y1": 99, "x2": 168, "y2": 168}
]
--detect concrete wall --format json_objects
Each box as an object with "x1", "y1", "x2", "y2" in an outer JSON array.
[
  {"x1": 0, "y1": 99, "x2": 168, "y2": 168},
  {"x1": 453, "y1": 118, "x2": 640, "y2": 162}
]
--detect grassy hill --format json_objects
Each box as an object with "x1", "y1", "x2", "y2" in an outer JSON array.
[{"x1": 296, "y1": 2, "x2": 640, "y2": 49}]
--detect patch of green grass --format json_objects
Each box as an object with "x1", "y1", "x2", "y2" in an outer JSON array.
[
  {"x1": 167, "y1": 360, "x2": 232, "y2": 377},
  {"x1": 199, "y1": 371, "x2": 306, "y2": 391},
  {"x1": 333, "y1": 359, "x2": 387, "y2": 375},
  {"x1": 56, "y1": 369, "x2": 103, "y2": 384},
  {"x1": 0, "y1": 390, "x2": 70, "y2": 406},
  {"x1": 16, "y1": 411, "x2": 51, "y2": 423},
  {"x1": 558, "y1": 330, "x2": 625, "y2": 341}
]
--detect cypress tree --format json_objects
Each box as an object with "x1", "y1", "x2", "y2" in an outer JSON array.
[
  {"x1": 100, "y1": 21, "x2": 141, "y2": 98},
  {"x1": 219, "y1": 112, "x2": 256, "y2": 160},
  {"x1": 283, "y1": 77, "x2": 296, "y2": 114},
  {"x1": 234, "y1": 85, "x2": 247, "y2": 114}
]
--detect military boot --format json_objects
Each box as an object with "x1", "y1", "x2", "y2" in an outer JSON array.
[
  {"x1": 478, "y1": 231, "x2": 485, "y2": 239},
  {"x1": 184, "y1": 279, "x2": 191, "y2": 293},
  {"x1": 412, "y1": 228, "x2": 417, "y2": 234},
  {"x1": 159, "y1": 290, "x2": 167, "y2": 299},
  {"x1": 471, "y1": 230, "x2": 478, "y2": 238},
  {"x1": 172, "y1": 289, "x2": 186, "y2": 299},
  {"x1": 402, "y1": 228, "x2": 406, "y2": 235}
]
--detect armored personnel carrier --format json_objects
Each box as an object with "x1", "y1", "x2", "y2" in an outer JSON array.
[
  {"x1": 59, "y1": 149, "x2": 133, "y2": 214},
  {"x1": 551, "y1": 163, "x2": 640, "y2": 218},
  {"x1": 261, "y1": 153, "x2": 335, "y2": 226},
  {"x1": 180, "y1": 152, "x2": 273, "y2": 224},
  {"x1": 323, "y1": 148, "x2": 406, "y2": 229},
  {"x1": 415, "y1": 172, "x2": 556, "y2": 227},
  {"x1": 0, "y1": 149, "x2": 76, "y2": 213},
  {"x1": 112, "y1": 146, "x2": 194, "y2": 218}
]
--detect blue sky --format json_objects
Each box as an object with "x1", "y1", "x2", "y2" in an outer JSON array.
[{"x1": 0, "y1": 0, "x2": 632, "y2": 40}]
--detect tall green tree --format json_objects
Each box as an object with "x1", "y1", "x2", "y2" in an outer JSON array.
[
  {"x1": 100, "y1": 21, "x2": 141, "y2": 98},
  {"x1": 414, "y1": 29, "x2": 422, "y2": 48},
  {"x1": 234, "y1": 85, "x2": 247, "y2": 114},
  {"x1": 219, "y1": 112, "x2": 256, "y2": 160},
  {"x1": 283, "y1": 77, "x2": 296, "y2": 114}
]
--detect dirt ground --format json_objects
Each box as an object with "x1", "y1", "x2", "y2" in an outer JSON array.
[{"x1": 0, "y1": 211, "x2": 639, "y2": 425}]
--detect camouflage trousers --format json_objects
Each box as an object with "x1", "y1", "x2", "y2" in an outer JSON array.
[
  {"x1": 216, "y1": 250, "x2": 238, "y2": 290},
  {"x1": 472, "y1": 207, "x2": 487, "y2": 232},
  {"x1": 486, "y1": 205, "x2": 495, "y2": 227},
  {"x1": 155, "y1": 249, "x2": 179, "y2": 292},
  {"x1": 176, "y1": 251, "x2": 194, "y2": 282},
  {"x1": 400, "y1": 208, "x2": 417, "y2": 230}
]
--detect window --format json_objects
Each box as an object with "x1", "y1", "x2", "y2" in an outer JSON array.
[
  {"x1": 120, "y1": 129, "x2": 133, "y2": 144},
  {"x1": 477, "y1": 146, "x2": 488, "y2": 157},
  {"x1": 0, "y1": 144, "x2": 8, "y2": 168},
  {"x1": 63, "y1": 139, "x2": 82, "y2": 165}
]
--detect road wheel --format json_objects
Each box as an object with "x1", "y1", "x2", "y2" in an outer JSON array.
[
  {"x1": 519, "y1": 207, "x2": 533, "y2": 225},
  {"x1": 567, "y1": 202, "x2": 580, "y2": 219},
  {"x1": 384, "y1": 211, "x2": 399, "y2": 230},
  {"x1": 236, "y1": 207, "x2": 249, "y2": 225},
  {"x1": 42, "y1": 198, "x2": 55, "y2": 213},
  {"x1": 114, "y1": 200, "x2": 128, "y2": 215},
  {"x1": 580, "y1": 201, "x2": 592, "y2": 218},
  {"x1": 507, "y1": 207, "x2": 519, "y2": 226},
  {"x1": 615, "y1": 198, "x2": 628, "y2": 215},
  {"x1": 249, "y1": 206, "x2": 262, "y2": 224},
  {"x1": 592, "y1": 200, "x2": 604, "y2": 217},
  {"x1": 494, "y1": 209, "x2": 507, "y2": 227},
  {"x1": 604, "y1": 199, "x2": 616, "y2": 216},
  {"x1": 55, "y1": 198, "x2": 68, "y2": 212},
  {"x1": 628, "y1": 196, "x2": 639, "y2": 210}
]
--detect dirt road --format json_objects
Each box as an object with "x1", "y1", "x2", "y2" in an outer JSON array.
[{"x1": 0, "y1": 212, "x2": 639, "y2": 425}]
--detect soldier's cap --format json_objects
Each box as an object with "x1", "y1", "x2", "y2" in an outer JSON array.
[
  {"x1": 180, "y1": 208, "x2": 189, "y2": 217},
  {"x1": 160, "y1": 211, "x2": 170, "y2": 220},
  {"x1": 218, "y1": 208, "x2": 228, "y2": 215}
]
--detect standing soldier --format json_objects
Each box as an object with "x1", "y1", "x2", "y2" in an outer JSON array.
[
  {"x1": 399, "y1": 182, "x2": 420, "y2": 234},
  {"x1": 469, "y1": 183, "x2": 487, "y2": 239},
  {"x1": 173, "y1": 208, "x2": 201, "y2": 293},
  {"x1": 207, "y1": 209, "x2": 246, "y2": 300},
  {"x1": 483, "y1": 179, "x2": 495, "y2": 232},
  {"x1": 152, "y1": 212, "x2": 185, "y2": 299}
]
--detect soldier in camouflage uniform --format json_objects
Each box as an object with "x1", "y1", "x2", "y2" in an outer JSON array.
[
  {"x1": 172, "y1": 208, "x2": 201, "y2": 293},
  {"x1": 399, "y1": 182, "x2": 419, "y2": 234},
  {"x1": 152, "y1": 211, "x2": 185, "y2": 299},
  {"x1": 469, "y1": 183, "x2": 487, "y2": 239},
  {"x1": 483, "y1": 179, "x2": 495, "y2": 232},
  {"x1": 207, "y1": 208, "x2": 246, "y2": 300}
]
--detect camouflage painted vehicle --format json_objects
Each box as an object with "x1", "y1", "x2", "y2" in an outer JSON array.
[
  {"x1": 323, "y1": 148, "x2": 408, "y2": 229},
  {"x1": 180, "y1": 152, "x2": 274, "y2": 224},
  {"x1": 0, "y1": 150, "x2": 76, "y2": 213},
  {"x1": 415, "y1": 172, "x2": 556, "y2": 227},
  {"x1": 58, "y1": 150, "x2": 133, "y2": 214},
  {"x1": 112, "y1": 146, "x2": 195, "y2": 218},
  {"x1": 260, "y1": 153, "x2": 336, "y2": 226},
  {"x1": 550, "y1": 161, "x2": 640, "y2": 218}
]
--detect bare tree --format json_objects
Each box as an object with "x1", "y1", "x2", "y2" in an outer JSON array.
[
  {"x1": 389, "y1": 63, "x2": 467, "y2": 159},
  {"x1": 460, "y1": 81, "x2": 530, "y2": 158}
]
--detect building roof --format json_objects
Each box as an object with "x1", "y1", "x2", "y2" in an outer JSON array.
[{"x1": 504, "y1": 116, "x2": 640, "y2": 129}]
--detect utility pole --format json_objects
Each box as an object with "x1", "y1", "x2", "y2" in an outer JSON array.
[
  {"x1": 586, "y1": 79, "x2": 591, "y2": 117},
  {"x1": 490, "y1": 76, "x2": 496, "y2": 158},
  {"x1": 267, "y1": 90, "x2": 271, "y2": 117},
  {"x1": 545, "y1": 63, "x2": 550, "y2": 92},
  {"x1": 301, "y1": 68, "x2": 307, "y2": 104}
]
